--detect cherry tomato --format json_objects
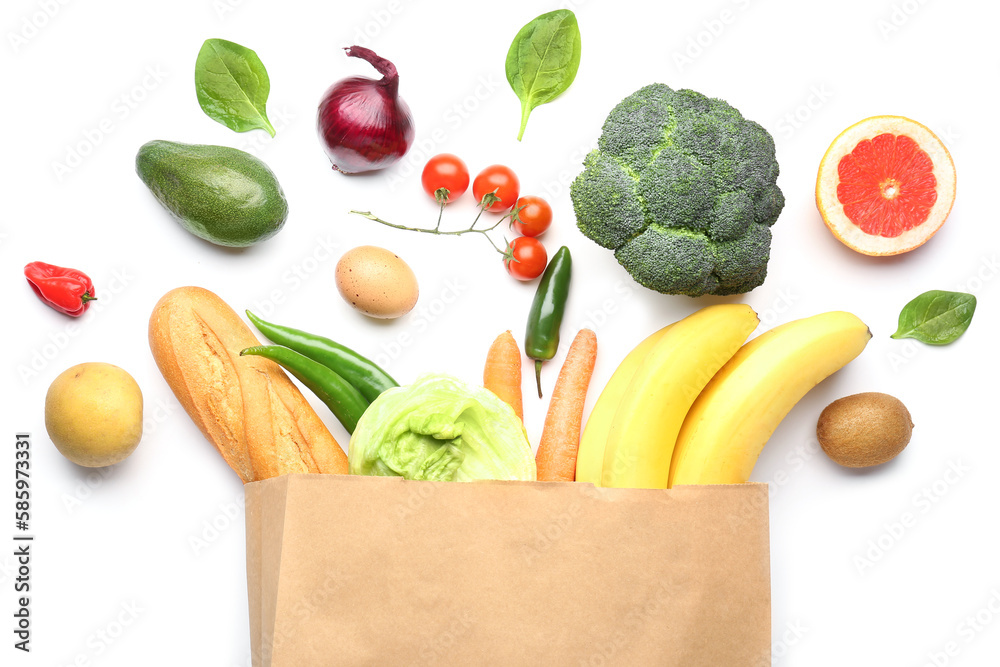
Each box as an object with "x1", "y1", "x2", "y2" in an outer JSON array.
[
  {"x1": 421, "y1": 154, "x2": 469, "y2": 203},
  {"x1": 511, "y1": 196, "x2": 553, "y2": 237},
  {"x1": 473, "y1": 165, "x2": 520, "y2": 212},
  {"x1": 504, "y1": 237, "x2": 547, "y2": 281}
]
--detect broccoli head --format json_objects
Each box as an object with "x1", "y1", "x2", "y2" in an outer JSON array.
[{"x1": 571, "y1": 83, "x2": 784, "y2": 296}]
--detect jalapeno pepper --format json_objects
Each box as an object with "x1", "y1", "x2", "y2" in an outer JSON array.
[
  {"x1": 24, "y1": 261, "x2": 97, "y2": 317},
  {"x1": 245, "y1": 310, "x2": 398, "y2": 402},
  {"x1": 240, "y1": 345, "x2": 370, "y2": 434},
  {"x1": 524, "y1": 246, "x2": 572, "y2": 398}
]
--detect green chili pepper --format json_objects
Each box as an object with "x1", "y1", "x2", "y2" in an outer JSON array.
[
  {"x1": 245, "y1": 310, "x2": 398, "y2": 402},
  {"x1": 524, "y1": 245, "x2": 572, "y2": 398},
  {"x1": 240, "y1": 345, "x2": 369, "y2": 434}
]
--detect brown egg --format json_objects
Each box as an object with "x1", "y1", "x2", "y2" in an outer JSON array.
[{"x1": 335, "y1": 246, "x2": 419, "y2": 319}]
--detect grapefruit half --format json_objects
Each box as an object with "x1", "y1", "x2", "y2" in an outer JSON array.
[{"x1": 816, "y1": 116, "x2": 955, "y2": 256}]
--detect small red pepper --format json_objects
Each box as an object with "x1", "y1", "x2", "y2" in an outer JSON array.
[{"x1": 24, "y1": 261, "x2": 97, "y2": 317}]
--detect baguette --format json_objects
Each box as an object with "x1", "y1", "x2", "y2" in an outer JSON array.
[{"x1": 148, "y1": 286, "x2": 348, "y2": 482}]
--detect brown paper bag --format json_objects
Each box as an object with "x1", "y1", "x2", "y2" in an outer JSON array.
[{"x1": 245, "y1": 474, "x2": 770, "y2": 667}]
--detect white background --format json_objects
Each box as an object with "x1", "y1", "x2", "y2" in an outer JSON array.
[{"x1": 2, "y1": 0, "x2": 998, "y2": 665}]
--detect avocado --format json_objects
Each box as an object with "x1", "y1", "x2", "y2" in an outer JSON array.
[{"x1": 136, "y1": 140, "x2": 288, "y2": 247}]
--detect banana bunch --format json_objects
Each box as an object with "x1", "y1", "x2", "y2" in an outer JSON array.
[{"x1": 575, "y1": 307, "x2": 871, "y2": 488}]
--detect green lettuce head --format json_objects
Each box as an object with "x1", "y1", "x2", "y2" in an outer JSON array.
[{"x1": 349, "y1": 373, "x2": 535, "y2": 482}]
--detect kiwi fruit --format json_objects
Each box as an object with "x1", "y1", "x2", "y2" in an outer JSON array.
[{"x1": 817, "y1": 392, "x2": 913, "y2": 468}]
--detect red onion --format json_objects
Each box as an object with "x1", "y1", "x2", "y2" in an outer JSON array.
[{"x1": 317, "y1": 46, "x2": 415, "y2": 174}]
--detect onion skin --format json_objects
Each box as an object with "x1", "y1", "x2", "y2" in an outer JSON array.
[{"x1": 317, "y1": 47, "x2": 415, "y2": 174}]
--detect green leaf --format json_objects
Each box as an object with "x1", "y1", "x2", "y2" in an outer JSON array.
[
  {"x1": 890, "y1": 290, "x2": 977, "y2": 345},
  {"x1": 505, "y1": 9, "x2": 582, "y2": 141},
  {"x1": 195, "y1": 38, "x2": 275, "y2": 136}
]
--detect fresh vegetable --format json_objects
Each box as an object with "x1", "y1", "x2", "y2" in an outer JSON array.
[
  {"x1": 240, "y1": 346, "x2": 369, "y2": 434},
  {"x1": 136, "y1": 140, "x2": 288, "y2": 247},
  {"x1": 525, "y1": 246, "x2": 572, "y2": 398},
  {"x1": 350, "y1": 208, "x2": 513, "y2": 259},
  {"x1": 246, "y1": 310, "x2": 397, "y2": 402},
  {"x1": 422, "y1": 153, "x2": 470, "y2": 204},
  {"x1": 890, "y1": 289, "x2": 976, "y2": 345},
  {"x1": 194, "y1": 38, "x2": 275, "y2": 136},
  {"x1": 511, "y1": 195, "x2": 552, "y2": 237},
  {"x1": 817, "y1": 116, "x2": 955, "y2": 256},
  {"x1": 483, "y1": 331, "x2": 523, "y2": 421},
  {"x1": 602, "y1": 305, "x2": 758, "y2": 489},
  {"x1": 24, "y1": 261, "x2": 97, "y2": 317},
  {"x1": 149, "y1": 287, "x2": 347, "y2": 482},
  {"x1": 349, "y1": 373, "x2": 535, "y2": 482},
  {"x1": 45, "y1": 362, "x2": 143, "y2": 467},
  {"x1": 505, "y1": 236, "x2": 547, "y2": 281},
  {"x1": 506, "y1": 9, "x2": 582, "y2": 141},
  {"x1": 317, "y1": 46, "x2": 414, "y2": 174},
  {"x1": 335, "y1": 245, "x2": 419, "y2": 319},
  {"x1": 473, "y1": 164, "x2": 520, "y2": 212},
  {"x1": 669, "y1": 312, "x2": 871, "y2": 487},
  {"x1": 817, "y1": 392, "x2": 913, "y2": 468},
  {"x1": 571, "y1": 84, "x2": 785, "y2": 297},
  {"x1": 575, "y1": 323, "x2": 674, "y2": 486},
  {"x1": 536, "y1": 329, "x2": 597, "y2": 482}
]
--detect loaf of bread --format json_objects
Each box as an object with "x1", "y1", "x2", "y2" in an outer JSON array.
[{"x1": 148, "y1": 286, "x2": 348, "y2": 482}]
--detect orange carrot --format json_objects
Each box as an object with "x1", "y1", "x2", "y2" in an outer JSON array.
[
  {"x1": 536, "y1": 329, "x2": 598, "y2": 482},
  {"x1": 484, "y1": 330, "x2": 523, "y2": 421}
]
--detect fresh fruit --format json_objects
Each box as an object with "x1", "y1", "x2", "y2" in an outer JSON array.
[
  {"x1": 816, "y1": 116, "x2": 956, "y2": 256},
  {"x1": 421, "y1": 154, "x2": 470, "y2": 203},
  {"x1": 45, "y1": 363, "x2": 143, "y2": 467},
  {"x1": 575, "y1": 322, "x2": 674, "y2": 486},
  {"x1": 335, "y1": 246, "x2": 419, "y2": 319},
  {"x1": 669, "y1": 312, "x2": 872, "y2": 487},
  {"x1": 602, "y1": 304, "x2": 759, "y2": 489},
  {"x1": 505, "y1": 236, "x2": 547, "y2": 281},
  {"x1": 817, "y1": 393, "x2": 913, "y2": 468},
  {"x1": 473, "y1": 164, "x2": 520, "y2": 212},
  {"x1": 511, "y1": 196, "x2": 553, "y2": 237},
  {"x1": 136, "y1": 140, "x2": 288, "y2": 247}
]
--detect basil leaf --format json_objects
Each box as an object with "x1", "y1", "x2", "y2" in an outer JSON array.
[
  {"x1": 891, "y1": 290, "x2": 976, "y2": 345},
  {"x1": 505, "y1": 9, "x2": 582, "y2": 141},
  {"x1": 195, "y1": 38, "x2": 275, "y2": 136}
]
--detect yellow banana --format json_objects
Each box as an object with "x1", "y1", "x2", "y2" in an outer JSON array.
[
  {"x1": 669, "y1": 311, "x2": 872, "y2": 487},
  {"x1": 575, "y1": 323, "x2": 674, "y2": 485},
  {"x1": 602, "y1": 304, "x2": 759, "y2": 489}
]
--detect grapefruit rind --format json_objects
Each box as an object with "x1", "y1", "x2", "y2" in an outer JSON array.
[{"x1": 816, "y1": 115, "x2": 956, "y2": 256}]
